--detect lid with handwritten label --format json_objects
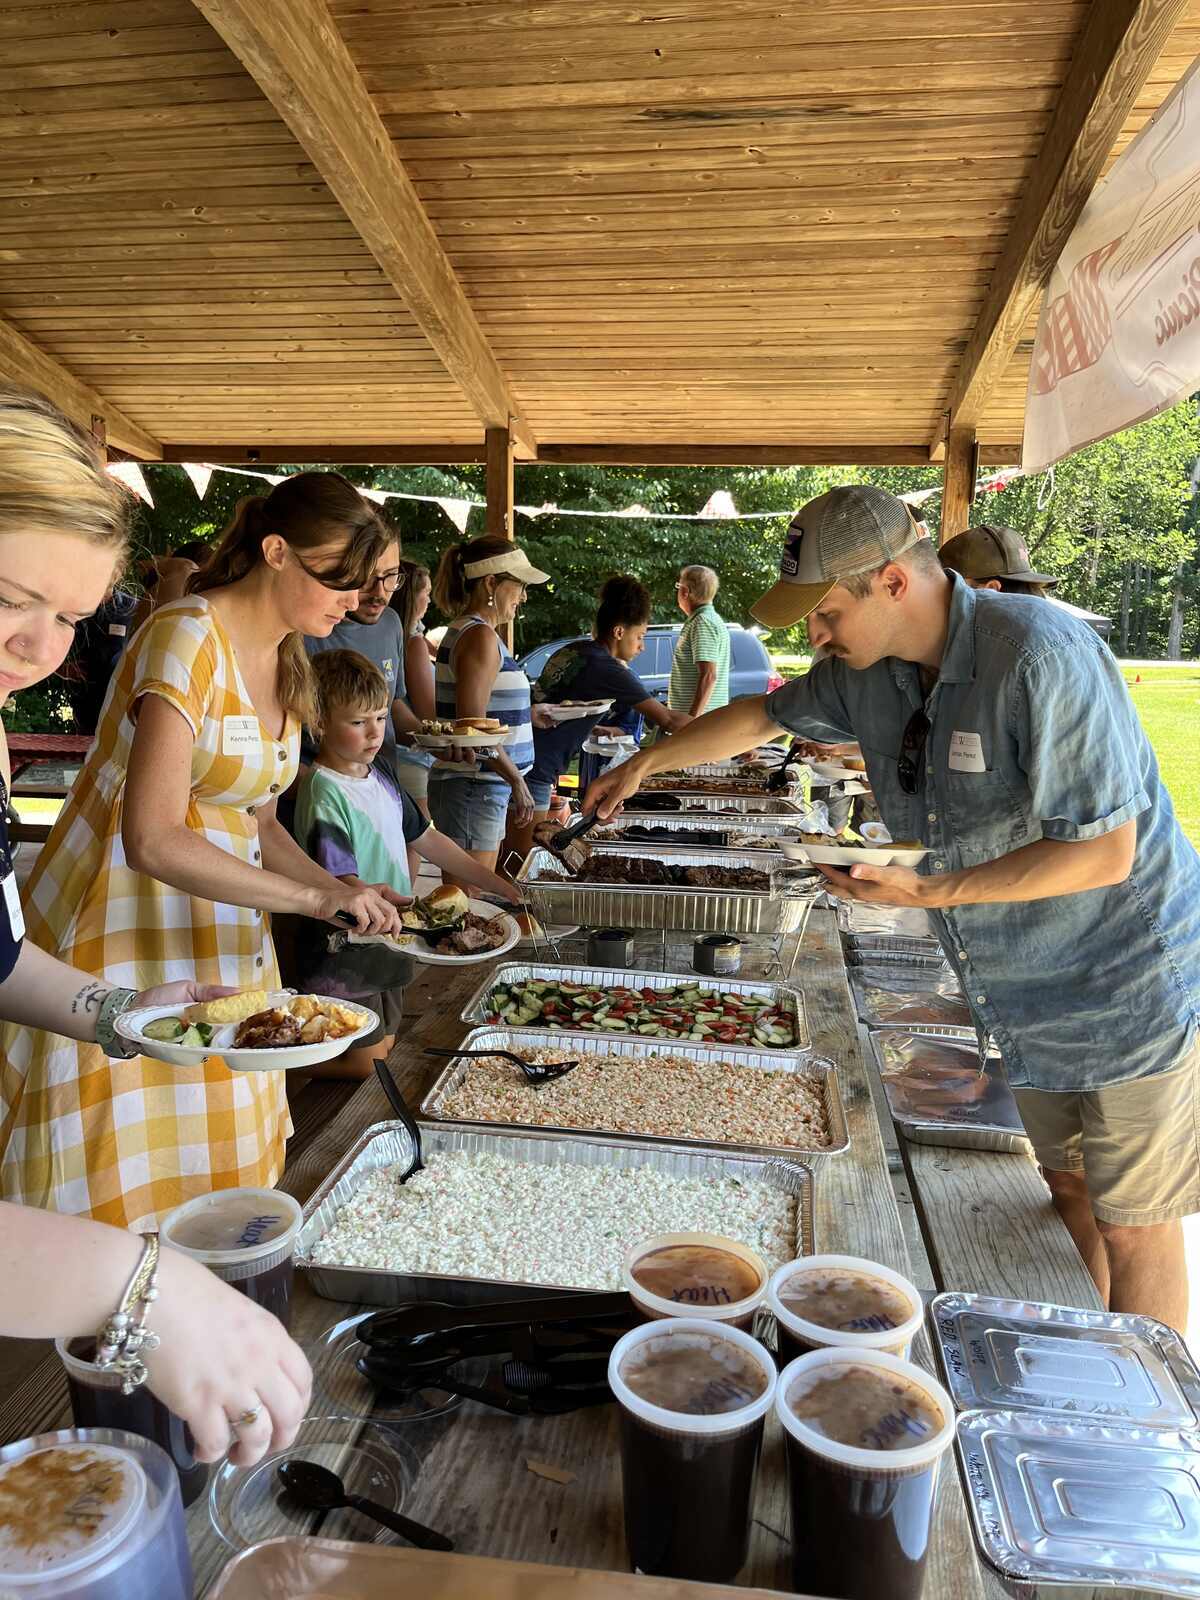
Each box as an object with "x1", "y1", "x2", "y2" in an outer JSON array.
[
  {"x1": 932, "y1": 1293, "x2": 1200, "y2": 1428},
  {"x1": 160, "y1": 1186, "x2": 302, "y2": 1268},
  {"x1": 958, "y1": 1408, "x2": 1200, "y2": 1594},
  {"x1": 0, "y1": 1442, "x2": 145, "y2": 1582}
]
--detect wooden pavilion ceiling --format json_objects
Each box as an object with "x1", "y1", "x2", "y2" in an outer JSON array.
[{"x1": 0, "y1": 0, "x2": 1196, "y2": 462}]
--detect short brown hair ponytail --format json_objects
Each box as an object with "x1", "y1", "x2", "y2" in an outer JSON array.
[
  {"x1": 192, "y1": 471, "x2": 389, "y2": 727},
  {"x1": 433, "y1": 533, "x2": 521, "y2": 616}
]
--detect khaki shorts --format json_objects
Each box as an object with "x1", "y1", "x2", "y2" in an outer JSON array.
[{"x1": 1012, "y1": 1034, "x2": 1200, "y2": 1226}]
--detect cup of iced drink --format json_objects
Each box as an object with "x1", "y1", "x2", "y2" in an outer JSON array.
[
  {"x1": 768, "y1": 1254, "x2": 924, "y2": 1364},
  {"x1": 159, "y1": 1187, "x2": 302, "y2": 1329},
  {"x1": 55, "y1": 1339, "x2": 208, "y2": 1508},
  {"x1": 776, "y1": 1346, "x2": 955, "y2": 1600},
  {"x1": 623, "y1": 1232, "x2": 769, "y2": 1330},
  {"x1": 608, "y1": 1317, "x2": 777, "y2": 1583}
]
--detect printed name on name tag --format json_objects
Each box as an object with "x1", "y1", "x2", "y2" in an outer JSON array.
[
  {"x1": 107, "y1": 623, "x2": 127, "y2": 637},
  {"x1": 2, "y1": 871, "x2": 24, "y2": 942},
  {"x1": 222, "y1": 714, "x2": 262, "y2": 756},
  {"x1": 948, "y1": 731, "x2": 986, "y2": 772}
]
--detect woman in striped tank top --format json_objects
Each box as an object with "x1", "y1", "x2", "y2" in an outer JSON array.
[{"x1": 428, "y1": 535, "x2": 550, "y2": 884}]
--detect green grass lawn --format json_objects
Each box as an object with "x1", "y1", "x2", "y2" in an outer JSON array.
[{"x1": 770, "y1": 653, "x2": 1199, "y2": 849}]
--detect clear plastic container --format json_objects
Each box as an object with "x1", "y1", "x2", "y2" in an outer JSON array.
[
  {"x1": 0, "y1": 1429, "x2": 191, "y2": 1600},
  {"x1": 767, "y1": 1254, "x2": 925, "y2": 1364},
  {"x1": 623, "y1": 1232, "x2": 768, "y2": 1330},
  {"x1": 161, "y1": 1185, "x2": 302, "y2": 1327}
]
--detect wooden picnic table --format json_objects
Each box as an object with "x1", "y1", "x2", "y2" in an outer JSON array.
[{"x1": 0, "y1": 911, "x2": 1127, "y2": 1597}]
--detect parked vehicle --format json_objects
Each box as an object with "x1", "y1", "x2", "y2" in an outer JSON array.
[{"x1": 519, "y1": 622, "x2": 783, "y2": 703}]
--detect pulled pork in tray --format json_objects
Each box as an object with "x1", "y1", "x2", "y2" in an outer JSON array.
[{"x1": 575, "y1": 853, "x2": 770, "y2": 892}]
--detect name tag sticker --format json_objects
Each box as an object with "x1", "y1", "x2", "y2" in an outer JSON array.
[
  {"x1": 948, "y1": 731, "x2": 986, "y2": 773},
  {"x1": 2, "y1": 872, "x2": 24, "y2": 942},
  {"x1": 107, "y1": 623, "x2": 127, "y2": 637},
  {"x1": 222, "y1": 715, "x2": 262, "y2": 756}
]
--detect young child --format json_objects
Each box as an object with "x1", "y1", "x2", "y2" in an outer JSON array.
[{"x1": 294, "y1": 649, "x2": 521, "y2": 1078}]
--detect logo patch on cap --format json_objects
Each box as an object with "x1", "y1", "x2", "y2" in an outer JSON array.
[{"x1": 780, "y1": 517, "x2": 804, "y2": 578}]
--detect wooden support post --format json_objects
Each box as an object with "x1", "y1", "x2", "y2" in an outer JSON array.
[
  {"x1": 486, "y1": 425, "x2": 516, "y2": 648},
  {"x1": 940, "y1": 426, "x2": 977, "y2": 544}
]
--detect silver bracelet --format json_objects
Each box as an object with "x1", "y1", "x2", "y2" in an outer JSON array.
[
  {"x1": 94, "y1": 1233, "x2": 161, "y2": 1394},
  {"x1": 95, "y1": 986, "x2": 139, "y2": 1059}
]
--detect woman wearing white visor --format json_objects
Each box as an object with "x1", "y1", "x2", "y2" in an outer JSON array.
[{"x1": 428, "y1": 535, "x2": 550, "y2": 884}]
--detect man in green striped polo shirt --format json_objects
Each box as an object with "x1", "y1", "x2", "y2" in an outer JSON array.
[{"x1": 668, "y1": 565, "x2": 730, "y2": 717}]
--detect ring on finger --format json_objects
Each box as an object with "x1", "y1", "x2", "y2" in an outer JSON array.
[{"x1": 228, "y1": 1403, "x2": 264, "y2": 1430}]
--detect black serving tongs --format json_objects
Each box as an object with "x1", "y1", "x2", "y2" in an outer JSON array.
[
  {"x1": 357, "y1": 1349, "x2": 612, "y2": 1416},
  {"x1": 425, "y1": 1043, "x2": 579, "y2": 1088},
  {"x1": 532, "y1": 808, "x2": 602, "y2": 876},
  {"x1": 767, "y1": 741, "x2": 807, "y2": 794},
  {"x1": 357, "y1": 1286, "x2": 636, "y2": 1351}
]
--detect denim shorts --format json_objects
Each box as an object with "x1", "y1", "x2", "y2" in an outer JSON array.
[
  {"x1": 526, "y1": 777, "x2": 554, "y2": 812},
  {"x1": 428, "y1": 775, "x2": 510, "y2": 852}
]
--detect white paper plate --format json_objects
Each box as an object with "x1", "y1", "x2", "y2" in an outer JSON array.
[
  {"x1": 782, "y1": 841, "x2": 929, "y2": 869},
  {"x1": 539, "y1": 700, "x2": 613, "y2": 723},
  {"x1": 414, "y1": 728, "x2": 515, "y2": 750},
  {"x1": 115, "y1": 990, "x2": 380, "y2": 1073},
  {"x1": 402, "y1": 899, "x2": 522, "y2": 966},
  {"x1": 515, "y1": 922, "x2": 580, "y2": 948}
]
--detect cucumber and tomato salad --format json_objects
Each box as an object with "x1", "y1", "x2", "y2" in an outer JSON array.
[{"x1": 482, "y1": 979, "x2": 796, "y2": 1048}]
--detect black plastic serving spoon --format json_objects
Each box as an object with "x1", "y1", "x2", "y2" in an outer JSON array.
[
  {"x1": 276, "y1": 1458, "x2": 454, "y2": 1551},
  {"x1": 425, "y1": 1043, "x2": 579, "y2": 1087}
]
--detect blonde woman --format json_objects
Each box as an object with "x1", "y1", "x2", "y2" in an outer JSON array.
[
  {"x1": 0, "y1": 388, "x2": 310, "y2": 1466},
  {"x1": 2, "y1": 466, "x2": 404, "y2": 1232}
]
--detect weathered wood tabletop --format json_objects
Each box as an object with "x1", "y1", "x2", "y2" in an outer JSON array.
[{"x1": 0, "y1": 913, "x2": 1113, "y2": 1597}]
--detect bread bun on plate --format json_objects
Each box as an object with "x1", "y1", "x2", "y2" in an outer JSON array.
[
  {"x1": 452, "y1": 716, "x2": 503, "y2": 734},
  {"x1": 514, "y1": 909, "x2": 544, "y2": 939}
]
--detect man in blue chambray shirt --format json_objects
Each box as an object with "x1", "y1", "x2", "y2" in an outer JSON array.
[{"x1": 585, "y1": 485, "x2": 1200, "y2": 1329}]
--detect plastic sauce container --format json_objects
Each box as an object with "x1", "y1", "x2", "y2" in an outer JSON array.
[
  {"x1": 0, "y1": 1430, "x2": 191, "y2": 1600},
  {"x1": 768, "y1": 1253, "x2": 925, "y2": 1365},
  {"x1": 624, "y1": 1232, "x2": 769, "y2": 1330},
  {"x1": 160, "y1": 1186, "x2": 302, "y2": 1329}
]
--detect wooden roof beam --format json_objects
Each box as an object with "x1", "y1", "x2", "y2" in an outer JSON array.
[
  {"x1": 0, "y1": 315, "x2": 161, "y2": 461},
  {"x1": 937, "y1": 0, "x2": 1189, "y2": 446},
  {"x1": 190, "y1": 0, "x2": 536, "y2": 459},
  {"x1": 159, "y1": 442, "x2": 1024, "y2": 468}
]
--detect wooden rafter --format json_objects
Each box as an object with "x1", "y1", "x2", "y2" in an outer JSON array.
[
  {"x1": 938, "y1": 0, "x2": 1190, "y2": 443},
  {"x1": 189, "y1": 0, "x2": 536, "y2": 458},
  {"x1": 159, "y1": 442, "x2": 1024, "y2": 468},
  {"x1": 0, "y1": 315, "x2": 161, "y2": 461}
]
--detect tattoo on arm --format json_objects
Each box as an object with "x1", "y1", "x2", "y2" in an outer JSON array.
[{"x1": 70, "y1": 982, "x2": 109, "y2": 1016}]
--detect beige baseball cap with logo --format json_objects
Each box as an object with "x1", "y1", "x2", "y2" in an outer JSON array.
[
  {"x1": 751, "y1": 485, "x2": 925, "y2": 628},
  {"x1": 939, "y1": 525, "x2": 1059, "y2": 587}
]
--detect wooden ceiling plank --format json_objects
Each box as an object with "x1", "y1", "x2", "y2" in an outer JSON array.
[
  {"x1": 0, "y1": 313, "x2": 160, "y2": 458},
  {"x1": 942, "y1": 0, "x2": 1191, "y2": 438},
  {"x1": 190, "y1": 0, "x2": 535, "y2": 456}
]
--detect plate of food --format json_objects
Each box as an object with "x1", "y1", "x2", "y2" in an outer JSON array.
[
  {"x1": 115, "y1": 990, "x2": 379, "y2": 1073},
  {"x1": 398, "y1": 886, "x2": 521, "y2": 965},
  {"x1": 537, "y1": 699, "x2": 613, "y2": 723},
  {"x1": 414, "y1": 717, "x2": 515, "y2": 751},
  {"x1": 783, "y1": 835, "x2": 929, "y2": 869}
]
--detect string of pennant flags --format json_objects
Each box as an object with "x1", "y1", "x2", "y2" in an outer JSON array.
[{"x1": 105, "y1": 458, "x2": 1025, "y2": 526}]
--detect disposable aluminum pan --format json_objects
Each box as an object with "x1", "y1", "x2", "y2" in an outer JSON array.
[
  {"x1": 459, "y1": 962, "x2": 811, "y2": 1052},
  {"x1": 869, "y1": 1031, "x2": 1029, "y2": 1154},
  {"x1": 843, "y1": 944, "x2": 949, "y2": 971},
  {"x1": 420, "y1": 1025, "x2": 847, "y2": 1159},
  {"x1": 957, "y1": 1407, "x2": 1200, "y2": 1595},
  {"x1": 591, "y1": 815, "x2": 795, "y2": 853},
  {"x1": 517, "y1": 846, "x2": 815, "y2": 936},
  {"x1": 622, "y1": 792, "x2": 803, "y2": 816},
  {"x1": 295, "y1": 1120, "x2": 815, "y2": 1306}
]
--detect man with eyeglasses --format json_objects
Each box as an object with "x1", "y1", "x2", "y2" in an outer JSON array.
[
  {"x1": 585, "y1": 483, "x2": 1200, "y2": 1329},
  {"x1": 302, "y1": 533, "x2": 422, "y2": 801}
]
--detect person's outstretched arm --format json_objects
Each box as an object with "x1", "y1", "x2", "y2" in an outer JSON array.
[{"x1": 0, "y1": 1203, "x2": 310, "y2": 1466}]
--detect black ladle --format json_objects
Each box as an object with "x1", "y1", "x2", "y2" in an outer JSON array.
[
  {"x1": 425, "y1": 1044, "x2": 578, "y2": 1087},
  {"x1": 276, "y1": 1458, "x2": 453, "y2": 1552}
]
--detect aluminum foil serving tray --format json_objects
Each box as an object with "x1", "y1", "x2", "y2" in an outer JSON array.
[
  {"x1": 421, "y1": 1025, "x2": 847, "y2": 1160},
  {"x1": 459, "y1": 962, "x2": 810, "y2": 1052},
  {"x1": 517, "y1": 846, "x2": 814, "y2": 936},
  {"x1": 296, "y1": 1121, "x2": 814, "y2": 1306},
  {"x1": 869, "y1": 1032, "x2": 1030, "y2": 1154},
  {"x1": 958, "y1": 1408, "x2": 1200, "y2": 1596},
  {"x1": 932, "y1": 1293, "x2": 1200, "y2": 1428},
  {"x1": 621, "y1": 792, "x2": 803, "y2": 816},
  {"x1": 590, "y1": 815, "x2": 795, "y2": 852}
]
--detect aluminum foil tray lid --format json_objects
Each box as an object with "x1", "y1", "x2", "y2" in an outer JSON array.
[
  {"x1": 958, "y1": 1407, "x2": 1200, "y2": 1595},
  {"x1": 849, "y1": 963, "x2": 974, "y2": 1032},
  {"x1": 872, "y1": 1034, "x2": 1024, "y2": 1135},
  {"x1": 933, "y1": 1294, "x2": 1200, "y2": 1428}
]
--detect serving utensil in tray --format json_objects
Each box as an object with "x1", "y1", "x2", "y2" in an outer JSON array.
[
  {"x1": 516, "y1": 846, "x2": 821, "y2": 936},
  {"x1": 420, "y1": 1024, "x2": 848, "y2": 1159},
  {"x1": 295, "y1": 1120, "x2": 814, "y2": 1306}
]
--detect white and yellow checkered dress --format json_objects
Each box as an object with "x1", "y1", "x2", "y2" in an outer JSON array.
[{"x1": 0, "y1": 598, "x2": 295, "y2": 1229}]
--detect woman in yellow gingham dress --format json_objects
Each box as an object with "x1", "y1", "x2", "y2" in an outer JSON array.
[{"x1": 0, "y1": 473, "x2": 405, "y2": 1230}]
